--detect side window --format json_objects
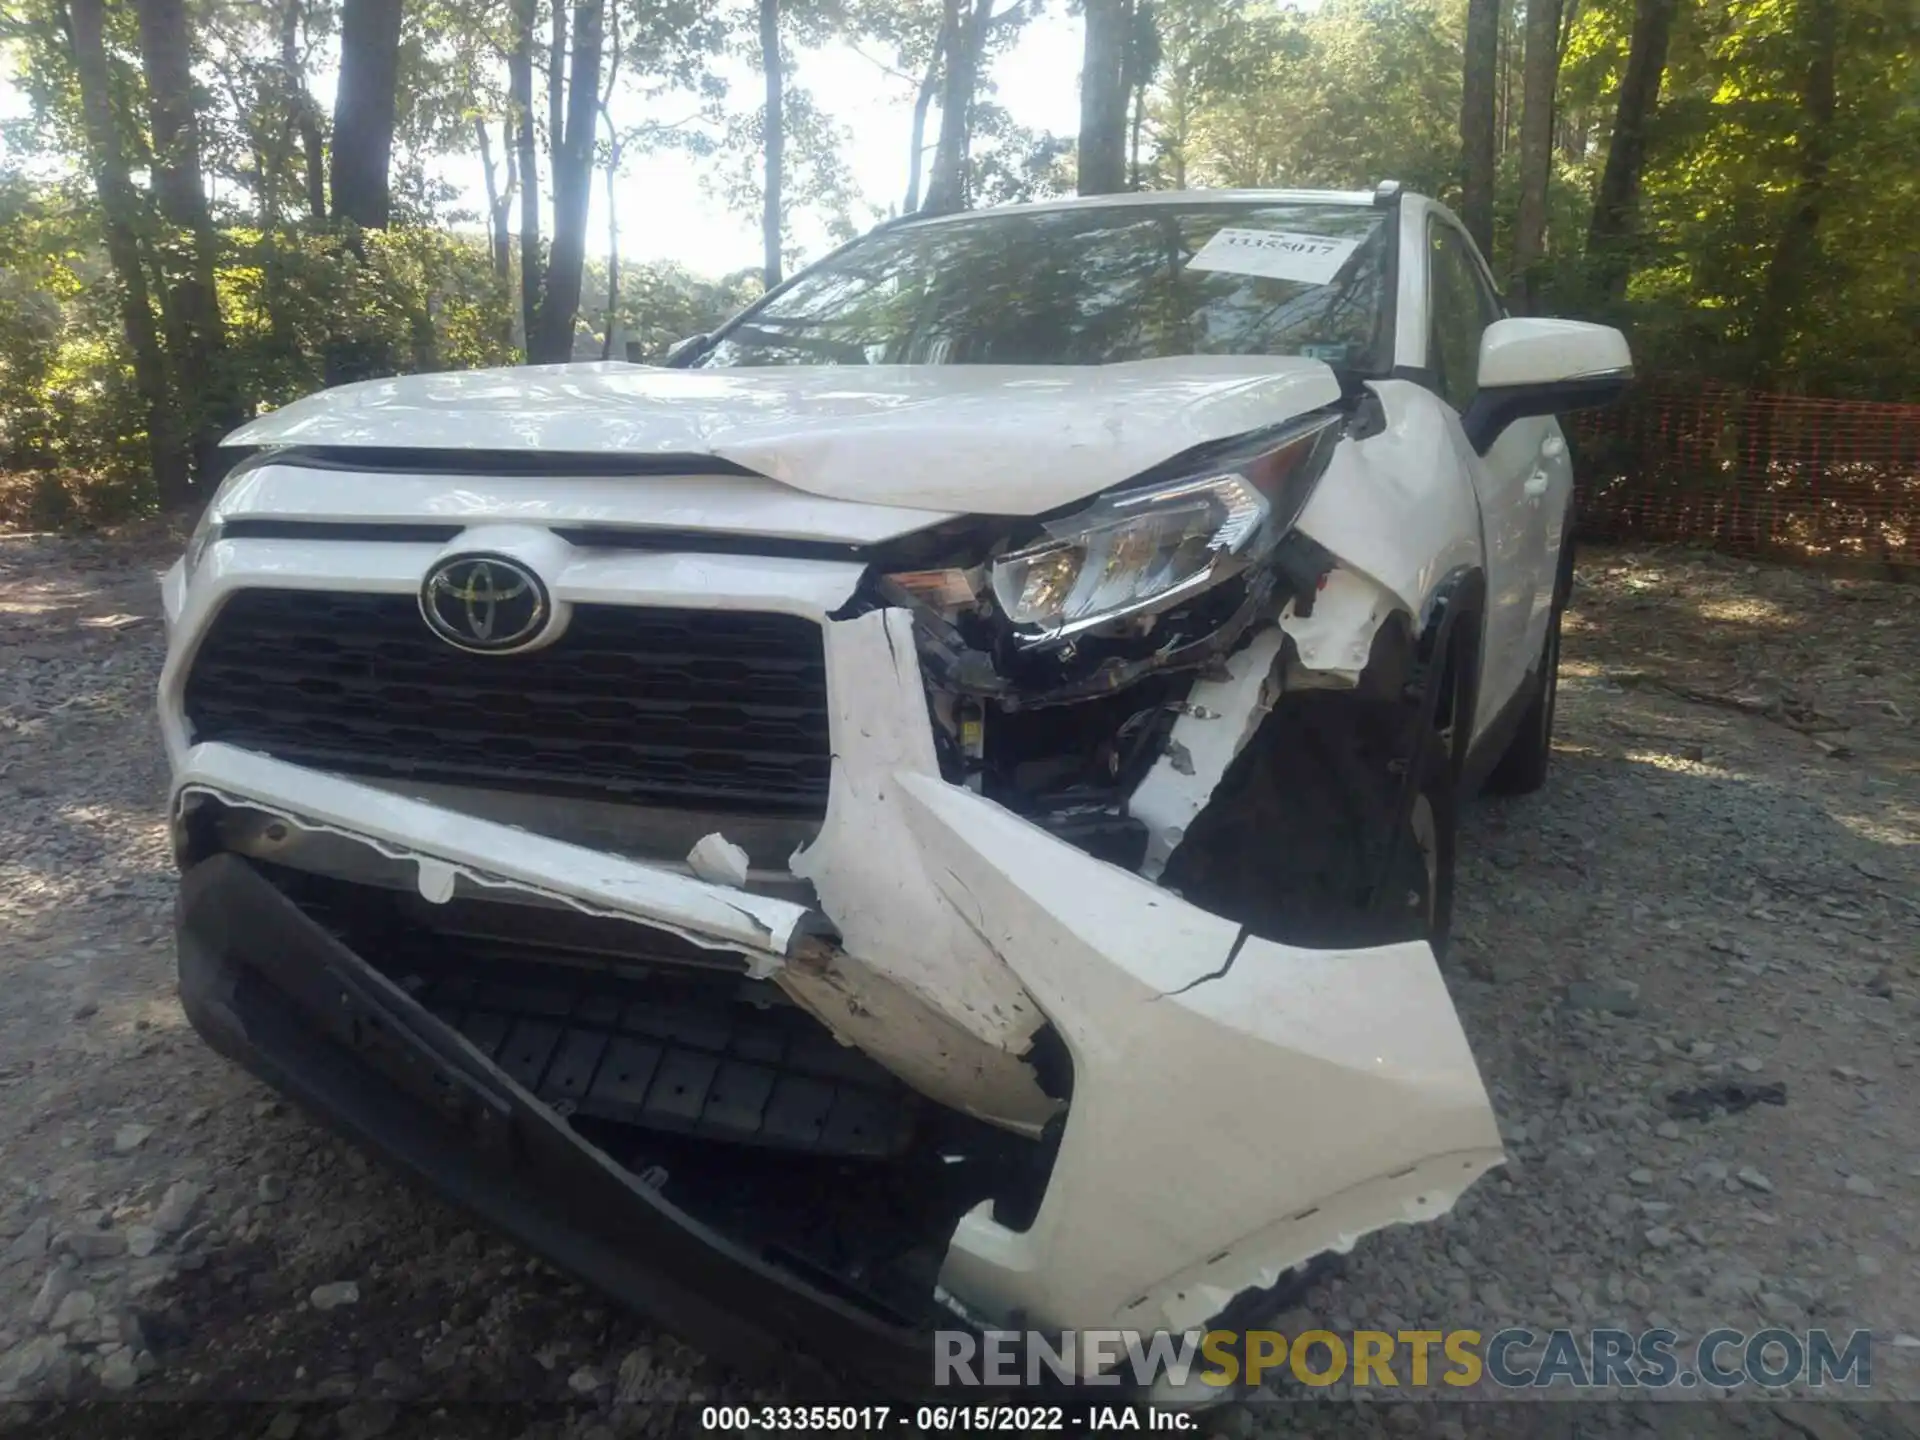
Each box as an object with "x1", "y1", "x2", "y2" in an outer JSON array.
[{"x1": 1427, "y1": 222, "x2": 1502, "y2": 410}]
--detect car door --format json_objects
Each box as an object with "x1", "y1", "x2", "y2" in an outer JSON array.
[{"x1": 1425, "y1": 218, "x2": 1550, "y2": 739}]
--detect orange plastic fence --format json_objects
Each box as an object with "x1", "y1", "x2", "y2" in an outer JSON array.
[{"x1": 1568, "y1": 380, "x2": 1920, "y2": 566}]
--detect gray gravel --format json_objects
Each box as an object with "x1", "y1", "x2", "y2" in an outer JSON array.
[{"x1": 2, "y1": 528, "x2": 1917, "y2": 1435}]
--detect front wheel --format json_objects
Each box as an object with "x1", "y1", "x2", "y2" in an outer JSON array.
[
  {"x1": 1162, "y1": 681, "x2": 1458, "y2": 957},
  {"x1": 1398, "y1": 722, "x2": 1458, "y2": 954},
  {"x1": 1484, "y1": 597, "x2": 1563, "y2": 796}
]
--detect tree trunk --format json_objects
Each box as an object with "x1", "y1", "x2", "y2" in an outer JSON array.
[
  {"x1": 510, "y1": 0, "x2": 542, "y2": 349},
  {"x1": 1510, "y1": 0, "x2": 1563, "y2": 307},
  {"x1": 529, "y1": 0, "x2": 606, "y2": 363},
  {"x1": 260, "y1": 7, "x2": 296, "y2": 357},
  {"x1": 1127, "y1": 84, "x2": 1144, "y2": 189},
  {"x1": 921, "y1": 0, "x2": 990, "y2": 214},
  {"x1": 1585, "y1": 0, "x2": 1677, "y2": 301},
  {"x1": 65, "y1": 0, "x2": 191, "y2": 507},
  {"x1": 1160, "y1": 54, "x2": 1192, "y2": 189},
  {"x1": 601, "y1": 151, "x2": 621, "y2": 360},
  {"x1": 549, "y1": 0, "x2": 567, "y2": 159},
  {"x1": 759, "y1": 0, "x2": 783, "y2": 287},
  {"x1": 474, "y1": 118, "x2": 514, "y2": 352},
  {"x1": 1498, "y1": 0, "x2": 1514, "y2": 155},
  {"x1": 1078, "y1": 0, "x2": 1130, "y2": 195},
  {"x1": 477, "y1": 117, "x2": 512, "y2": 278},
  {"x1": 329, "y1": 0, "x2": 403, "y2": 228},
  {"x1": 1121, "y1": 0, "x2": 1157, "y2": 189},
  {"x1": 282, "y1": 0, "x2": 326, "y2": 220},
  {"x1": 1556, "y1": 0, "x2": 1580, "y2": 66},
  {"x1": 904, "y1": 30, "x2": 944, "y2": 213},
  {"x1": 1747, "y1": 0, "x2": 1838, "y2": 384},
  {"x1": 598, "y1": 14, "x2": 624, "y2": 361},
  {"x1": 1459, "y1": 0, "x2": 1501, "y2": 257},
  {"x1": 300, "y1": 113, "x2": 327, "y2": 219},
  {"x1": 135, "y1": 0, "x2": 232, "y2": 479},
  {"x1": 263, "y1": 0, "x2": 299, "y2": 226}
]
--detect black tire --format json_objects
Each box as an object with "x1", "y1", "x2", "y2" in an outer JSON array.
[
  {"x1": 1396, "y1": 719, "x2": 1458, "y2": 955},
  {"x1": 1162, "y1": 668, "x2": 1459, "y2": 957},
  {"x1": 1484, "y1": 584, "x2": 1566, "y2": 797}
]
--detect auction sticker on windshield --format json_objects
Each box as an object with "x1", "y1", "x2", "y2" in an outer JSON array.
[{"x1": 1186, "y1": 227, "x2": 1364, "y2": 286}]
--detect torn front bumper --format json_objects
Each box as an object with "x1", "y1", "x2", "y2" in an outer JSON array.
[
  {"x1": 171, "y1": 733, "x2": 1504, "y2": 1355},
  {"x1": 173, "y1": 851, "x2": 933, "y2": 1390},
  {"x1": 892, "y1": 773, "x2": 1504, "y2": 1338}
]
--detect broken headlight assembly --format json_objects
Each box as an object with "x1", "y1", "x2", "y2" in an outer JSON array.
[{"x1": 988, "y1": 411, "x2": 1344, "y2": 647}]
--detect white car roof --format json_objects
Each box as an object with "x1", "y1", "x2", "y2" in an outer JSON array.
[{"x1": 892, "y1": 188, "x2": 1398, "y2": 228}]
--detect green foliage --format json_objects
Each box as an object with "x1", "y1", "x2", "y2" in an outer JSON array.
[
  {"x1": 4, "y1": 0, "x2": 1919, "y2": 531},
  {"x1": 1147, "y1": 0, "x2": 1466, "y2": 196},
  {"x1": 708, "y1": 86, "x2": 873, "y2": 255},
  {"x1": 1571, "y1": 0, "x2": 1920, "y2": 396},
  {"x1": 0, "y1": 173, "x2": 152, "y2": 510},
  {"x1": 0, "y1": 181, "x2": 520, "y2": 519},
  {"x1": 1142, "y1": 0, "x2": 1920, "y2": 401},
  {"x1": 225, "y1": 225, "x2": 519, "y2": 402},
  {"x1": 967, "y1": 101, "x2": 1076, "y2": 206},
  {"x1": 603, "y1": 259, "x2": 764, "y2": 358}
]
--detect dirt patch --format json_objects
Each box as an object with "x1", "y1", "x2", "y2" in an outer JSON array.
[{"x1": 1, "y1": 535, "x2": 1916, "y2": 1434}]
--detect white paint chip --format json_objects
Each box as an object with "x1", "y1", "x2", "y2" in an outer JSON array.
[
  {"x1": 687, "y1": 832, "x2": 750, "y2": 889},
  {"x1": 1187, "y1": 228, "x2": 1364, "y2": 287},
  {"x1": 415, "y1": 857, "x2": 458, "y2": 904}
]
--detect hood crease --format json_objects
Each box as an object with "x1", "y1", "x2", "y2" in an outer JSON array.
[{"x1": 225, "y1": 358, "x2": 1345, "y2": 518}]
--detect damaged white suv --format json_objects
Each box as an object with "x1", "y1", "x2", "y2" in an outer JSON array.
[{"x1": 160, "y1": 185, "x2": 1630, "y2": 1387}]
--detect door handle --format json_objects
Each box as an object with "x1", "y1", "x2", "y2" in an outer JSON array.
[{"x1": 1524, "y1": 470, "x2": 1550, "y2": 498}]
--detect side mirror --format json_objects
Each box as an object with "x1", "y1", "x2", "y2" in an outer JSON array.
[
  {"x1": 1462, "y1": 318, "x2": 1632, "y2": 453},
  {"x1": 663, "y1": 332, "x2": 711, "y2": 365}
]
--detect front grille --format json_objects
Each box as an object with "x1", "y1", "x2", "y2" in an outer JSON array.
[
  {"x1": 419, "y1": 967, "x2": 917, "y2": 1157},
  {"x1": 184, "y1": 589, "x2": 832, "y2": 814}
]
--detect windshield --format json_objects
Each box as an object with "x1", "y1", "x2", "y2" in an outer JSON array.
[{"x1": 694, "y1": 201, "x2": 1392, "y2": 372}]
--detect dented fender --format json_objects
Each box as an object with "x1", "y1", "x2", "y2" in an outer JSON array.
[{"x1": 1292, "y1": 381, "x2": 1484, "y2": 624}]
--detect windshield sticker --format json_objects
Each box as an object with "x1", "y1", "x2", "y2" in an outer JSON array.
[{"x1": 1186, "y1": 228, "x2": 1365, "y2": 286}]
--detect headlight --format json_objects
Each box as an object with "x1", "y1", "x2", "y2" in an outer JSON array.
[
  {"x1": 183, "y1": 506, "x2": 224, "y2": 578},
  {"x1": 183, "y1": 447, "x2": 282, "y2": 577},
  {"x1": 989, "y1": 412, "x2": 1342, "y2": 644}
]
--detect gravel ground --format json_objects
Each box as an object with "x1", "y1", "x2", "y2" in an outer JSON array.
[{"x1": 1, "y1": 528, "x2": 1917, "y2": 1437}]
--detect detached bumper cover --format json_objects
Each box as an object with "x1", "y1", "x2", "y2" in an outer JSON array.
[
  {"x1": 175, "y1": 852, "x2": 933, "y2": 1389},
  {"x1": 895, "y1": 774, "x2": 1505, "y2": 1340},
  {"x1": 173, "y1": 742, "x2": 1504, "y2": 1361}
]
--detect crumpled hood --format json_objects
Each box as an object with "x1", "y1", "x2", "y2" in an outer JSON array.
[{"x1": 224, "y1": 357, "x2": 1343, "y2": 516}]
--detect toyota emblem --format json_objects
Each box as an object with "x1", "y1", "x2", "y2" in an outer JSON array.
[{"x1": 419, "y1": 554, "x2": 551, "y2": 653}]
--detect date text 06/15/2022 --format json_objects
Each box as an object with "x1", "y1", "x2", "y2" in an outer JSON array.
[{"x1": 699, "y1": 1406, "x2": 1194, "y2": 1432}]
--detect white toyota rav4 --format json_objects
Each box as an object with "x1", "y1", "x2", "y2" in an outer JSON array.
[{"x1": 159, "y1": 184, "x2": 1631, "y2": 1387}]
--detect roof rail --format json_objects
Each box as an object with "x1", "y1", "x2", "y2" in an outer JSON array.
[{"x1": 1373, "y1": 180, "x2": 1404, "y2": 206}]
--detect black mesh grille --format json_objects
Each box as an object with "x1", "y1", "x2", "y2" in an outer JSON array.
[{"x1": 184, "y1": 589, "x2": 832, "y2": 814}]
